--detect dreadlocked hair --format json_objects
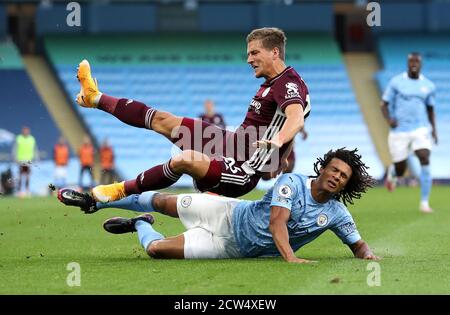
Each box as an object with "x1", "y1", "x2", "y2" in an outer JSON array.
[{"x1": 312, "y1": 148, "x2": 376, "y2": 206}]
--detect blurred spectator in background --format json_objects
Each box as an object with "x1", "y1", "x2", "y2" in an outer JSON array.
[
  {"x1": 78, "y1": 135, "x2": 95, "y2": 190},
  {"x1": 53, "y1": 136, "x2": 69, "y2": 189},
  {"x1": 100, "y1": 138, "x2": 115, "y2": 185},
  {"x1": 12, "y1": 126, "x2": 39, "y2": 197},
  {"x1": 1, "y1": 166, "x2": 14, "y2": 196},
  {"x1": 198, "y1": 99, "x2": 226, "y2": 129}
]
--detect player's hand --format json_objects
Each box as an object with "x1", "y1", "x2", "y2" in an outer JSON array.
[
  {"x1": 280, "y1": 157, "x2": 289, "y2": 173},
  {"x1": 253, "y1": 139, "x2": 282, "y2": 150},
  {"x1": 363, "y1": 253, "x2": 381, "y2": 260},
  {"x1": 432, "y1": 130, "x2": 438, "y2": 145},
  {"x1": 286, "y1": 257, "x2": 318, "y2": 264},
  {"x1": 388, "y1": 118, "x2": 398, "y2": 128}
]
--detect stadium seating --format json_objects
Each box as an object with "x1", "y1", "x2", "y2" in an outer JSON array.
[
  {"x1": 0, "y1": 40, "x2": 76, "y2": 194},
  {"x1": 0, "y1": 4, "x2": 6, "y2": 40},
  {"x1": 45, "y1": 34, "x2": 383, "y2": 189},
  {"x1": 376, "y1": 35, "x2": 450, "y2": 179},
  {"x1": 0, "y1": 40, "x2": 62, "y2": 161}
]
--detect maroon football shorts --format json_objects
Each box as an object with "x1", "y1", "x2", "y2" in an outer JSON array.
[{"x1": 169, "y1": 118, "x2": 261, "y2": 197}]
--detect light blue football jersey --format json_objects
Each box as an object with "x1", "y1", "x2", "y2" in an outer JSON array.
[
  {"x1": 382, "y1": 72, "x2": 436, "y2": 132},
  {"x1": 232, "y1": 173, "x2": 361, "y2": 258}
]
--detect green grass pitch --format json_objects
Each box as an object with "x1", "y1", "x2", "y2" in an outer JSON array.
[{"x1": 1, "y1": 186, "x2": 449, "y2": 294}]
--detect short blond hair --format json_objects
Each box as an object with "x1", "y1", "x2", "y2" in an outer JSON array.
[{"x1": 246, "y1": 27, "x2": 286, "y2": 61}]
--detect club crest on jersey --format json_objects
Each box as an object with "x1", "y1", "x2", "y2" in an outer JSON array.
[
  {"x1": 278, "y1": 185, "x2": 292, "y2": 198},
  {"x1": 262, "y1": 87, "x2": 271, "y2": 97},
  {"x1": 317, "y1": 214, "x2": 328, "y2": 227},
  {"x1": 285, "y1": 82, "x2": 300, "y2": 99},
  {"x1": 181, "y1": 196, "x2": 192, "y2": 208}
]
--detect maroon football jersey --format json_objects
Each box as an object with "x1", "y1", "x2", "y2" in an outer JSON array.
[
  {"x1": 235, "y1": 66, "x2": 310, "y2": 174},
  {"x1": 199, "y1": 113, "x2": 226, "y2": 129}
]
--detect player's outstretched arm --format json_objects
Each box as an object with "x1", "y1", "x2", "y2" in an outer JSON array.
[
  {"x1": 269, "y1": 206, "x2": 315, "y2": 264},
  {"x1": 254, "y1": 104, "x2": 304, "y2": 149},
  {"x1": 426, "y1": 105, "x2": 438, "y2": 144},
  {"x1": 349, "y1": 239, "x2": 380, "y2": 260}
]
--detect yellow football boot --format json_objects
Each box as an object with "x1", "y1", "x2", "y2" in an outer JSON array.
[
  {"x1": 92, "y1": 181, "x2": 127, "y2": 203},
  {"x1": 76, "y1": 59, "x2": 101, "y2": 108}
]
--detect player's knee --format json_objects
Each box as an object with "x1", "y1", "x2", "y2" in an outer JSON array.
[
  {"x1": 418, "y1": 156, "x2": 430, "y2": 165},
  {"x1": 152, "y1": 193, "x2": 172, "y2": 212},
  {"x1": 146, "y1": 241, "x2": 162, "y2": 258},
  {"x1": 152, "y1": 193, "x2": 163, "y2": 210},
  {"x1": 170, "y1": 151, "x2": 198, "y2": 172},
  {"x1": 151, "y1": 112, "x2": 179, "y2": 133}
]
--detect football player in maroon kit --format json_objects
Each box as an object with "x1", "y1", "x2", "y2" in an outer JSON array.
[{"x1": 60, "y1": 27, "x2": 311, "y2": 207}]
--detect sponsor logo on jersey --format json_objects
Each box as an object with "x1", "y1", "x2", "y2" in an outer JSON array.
[
  {"x1": 249, "y1": 99, "x2": 262, "y2": 114},
  {"x1": 181, "y1": 196, "x2": 192, "y2": 208},
  {"x1": 278, "y1": 184, "x2": 292, "y2": 198},
  {"x1": 285, "y1": 82, "x2": 300, "y2": 99},
  {"x1": 339, "y1": 222, "x2": 356, "y2": 234},
  {"x1": 317, "y1": 214, "x2": 328, "y2": 227}
]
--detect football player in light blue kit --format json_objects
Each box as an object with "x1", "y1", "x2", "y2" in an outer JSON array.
[
  {"x1": 382, "y1": 52, "x2": 438, "y2": 213},
  {"x1": 59, "y1": 148, "x2": 379, "y2": 263}
]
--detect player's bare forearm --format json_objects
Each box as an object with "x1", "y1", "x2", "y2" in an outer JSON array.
[
  {"x1": 275, "y1": 104, "x2": 304, "y2": 146},
  {"x1": 255, "y1": 105, "x2": 304, "y2": 149},
  {"x1": 269, "y1": 206, "x2": 296, "y2": 261},
  {"x1": 270, "y1": 220, "x2": 296, "y2": 261},
  {"x1": 426, "y1": 105, "x2": 438, "y2": 144},
  {"x1": 269, "y1": 206, "x2": 313, "y2": 263},
  {"x1": 349, "y1": 239, "x2": 380, "y2": 260},
  {"x1": 381, "y1": 102, "x2": 396, "y2": 128}
]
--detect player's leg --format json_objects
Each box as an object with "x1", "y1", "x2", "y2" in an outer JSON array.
[
  {"x1": 146, "y1": 235, "x2": 185, "y2": 259},
  {"x1": 174, "y1": 193, "x2": 242, "y2": 259},
  {"x1": 78, "y1": 166, "x2": 85, "y2": 188},
  {"x1": 88, "y1": 167, "x2": 94, "y2": 189},
  {"x1": 385, "y1": 131, "x2": 409, "y2": 191},
  {"x1": 58, "y1": 183, "x2": 187, "y2": 217},
  {"x1": 76, "y1": 59, "x2": 183, "y2": 139},
  {"x1": 17, "y1": 166, "x2": 23, "y2": 194},
  {"x1": 147, "y1": 193, "x2": 242, "y2": 259},
  {"x1": 102, "y1": 213, "x2": 168, "y2": 256},
  {"x1": 24, "y1": 170, "x2": 30, "y2": 195},
  {"x1": 411, "y1": 127, "x2": 433, "y2": 212},
  {"x1": 92, "y1": 150, "x2": 220, "y2": 202},
  {"x1": 414, "y1": 148, "x2": 432, "y2": 212},
  {"x1": 95, "y1": 191, "x2": 179, "y2": 217},
  {"x1": 393, "y1": 160, "x2": 407, "y2": 177},
  {"x1": 149, "y1": 228, "x2": 239, "y2": 259}
]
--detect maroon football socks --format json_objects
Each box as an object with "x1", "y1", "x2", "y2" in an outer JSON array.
[{"x1": 98, "y1": 94, "x2": 156, "y2": 130}]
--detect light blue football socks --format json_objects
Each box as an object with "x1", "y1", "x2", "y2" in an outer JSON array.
[
  {"x1": 135, "y1": 220, "x2": 164, "y2": 250},
  {"x1": 96, "y1": 191, "x2": 158, "y2": 212},
  {"x1": 420, "y1": 165, "x2": 432, "y2": 202}
]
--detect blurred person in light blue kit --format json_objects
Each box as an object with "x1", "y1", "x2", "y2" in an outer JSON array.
[{"x1": 382, "y1": 52, "x2": 438, "y2": 213}]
